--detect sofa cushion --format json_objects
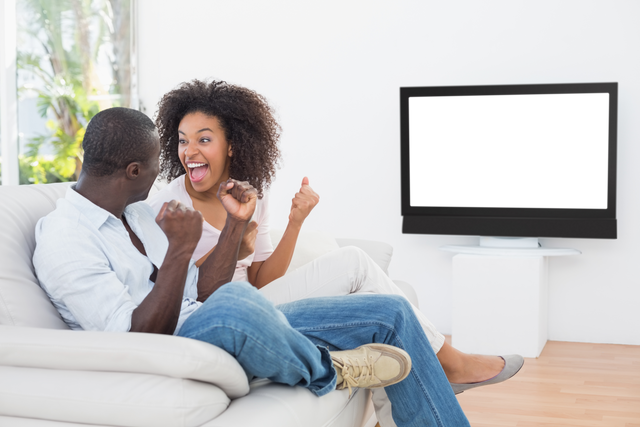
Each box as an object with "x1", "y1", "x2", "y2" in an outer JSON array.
[
  {"x1": 0, "y1": 383, "x2": 373, "y2": 427},
  {"x1": 202, "y1": 381, "x2": 372, "y2": 427},
  {"x1": 0, "y1": 325, "x2": 250, "y2": 399},
  {"x1": 269, "y1": 229, "x2": 340, "y2": 273},
  {"x1": 0, "y1": 183, "x2": 71, "y2": 328},
  {"x1": 0, "y1": 366, "x2": 229, "y2": 427},
  {"x1": 335, "y1": 238, "x2": 393, "y2": 276}
]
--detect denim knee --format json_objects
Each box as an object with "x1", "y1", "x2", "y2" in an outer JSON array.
[
  {"x1": 204, "y1": 282, "x2": 288, "y2": 330},
  {"x1": 368, "y1": 293, "x2": 412, "y2": 312},
  {"x1": 363, "y1": 294, "x2": 415, "y2": 331},
  {"x1": 207, "y1": 281, "x2": 276, "y2": 320},
  {"x1": 179, "y1": 281, "x2": 274, "y2": 337},
  {"x1": 215, "y1": 281, "x2": 258, "y2": 299}
]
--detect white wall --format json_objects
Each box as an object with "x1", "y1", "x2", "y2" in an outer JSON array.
[{"x1": 138, "y1": 0, "x2": 640, "y2": 346}]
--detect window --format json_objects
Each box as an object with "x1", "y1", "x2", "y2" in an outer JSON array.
[{"x1": 1, "y1": 0, "x2": 136, "y2": 185}]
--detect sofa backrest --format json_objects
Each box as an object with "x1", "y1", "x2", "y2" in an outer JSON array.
[
  {"x1": 0, "y1": 181, "x2": 404, "y2": 328},
  {"x1": 0, "y1": 183, "x2": 71, "y2": 328}
]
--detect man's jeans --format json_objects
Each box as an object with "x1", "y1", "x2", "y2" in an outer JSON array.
[{"x1": 178, "y1": 282, "x2": 470, "y2": 427}]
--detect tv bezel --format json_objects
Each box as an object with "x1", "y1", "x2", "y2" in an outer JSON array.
[{"x1": 400, "y1": 82, "x2": 618, "y2": 239}]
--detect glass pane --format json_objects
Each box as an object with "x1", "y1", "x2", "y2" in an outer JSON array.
[{"x1": 16, "y1": 0, "x2": 132, "y2": 184}]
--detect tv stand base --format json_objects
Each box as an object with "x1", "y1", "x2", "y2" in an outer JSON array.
[{"x1": 442, "y1": 240, "x2": 579, "y2": 358}]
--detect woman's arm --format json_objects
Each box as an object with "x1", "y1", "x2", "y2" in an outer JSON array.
[{"x1": 247, "y1": 177, "x2": 319, "y2": 288}]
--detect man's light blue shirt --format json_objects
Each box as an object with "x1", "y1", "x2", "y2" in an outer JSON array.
[{"x1": 33, "y1": 187, "x2": 201, "y2": 334}]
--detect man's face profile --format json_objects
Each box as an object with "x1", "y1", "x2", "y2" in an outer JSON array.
[{"x1": 130, "y1": 132, "x2": 161, "y2": 202}]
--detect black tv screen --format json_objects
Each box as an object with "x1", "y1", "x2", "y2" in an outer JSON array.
[{"x1": 400, "y1": 82, "x2": 617, "y2": 239}]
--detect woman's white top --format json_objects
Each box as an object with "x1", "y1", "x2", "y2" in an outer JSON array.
[{"x1": 148, "y1": 175, "x2": 274, "y2": 282}]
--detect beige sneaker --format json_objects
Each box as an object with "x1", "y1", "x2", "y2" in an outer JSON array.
[{"x1": 330, "y1": 344, "x2": 412, "y2": 395}]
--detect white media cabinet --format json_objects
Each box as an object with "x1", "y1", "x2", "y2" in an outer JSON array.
[{"x1": 441, "y1": 237, "x2": 580, "y2": 358}]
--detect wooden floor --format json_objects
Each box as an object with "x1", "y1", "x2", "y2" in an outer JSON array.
[{"x1": 455, "y1": 340, "x2": 640, "y2": 427}]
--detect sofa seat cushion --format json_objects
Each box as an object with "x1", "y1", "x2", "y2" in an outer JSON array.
[
  {"x1": 202, "y1": 380, "x2": 371, "y2": 427},
  {"x1": 0, "y1": 385, "x2": 372, "y2": 427},
  {"x1": 0, "y1": 366, "x2": 229, "y2": 427}
]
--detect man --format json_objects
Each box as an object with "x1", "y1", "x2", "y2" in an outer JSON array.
[{"x1": 33, "y1": 107, "x2": 470, "y2": 427}]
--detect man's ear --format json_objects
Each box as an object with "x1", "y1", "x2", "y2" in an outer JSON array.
[{"x1": 125, "y1": 162, "x2": 141, "y2": 180}]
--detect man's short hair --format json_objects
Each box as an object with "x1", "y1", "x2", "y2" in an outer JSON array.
[{"x1": 82, "y1": 107, "x2": 157, "y2": 177}]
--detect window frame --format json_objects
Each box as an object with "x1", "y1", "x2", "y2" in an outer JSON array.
[{"x1": 1, "y1": 0, "x2": 19, "y2": 186}]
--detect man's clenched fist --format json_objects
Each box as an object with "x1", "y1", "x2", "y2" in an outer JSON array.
[
  {"x1": 217, "y1": 179, "x2": 258, "y2": 222},
  {"x1": 156, "y1": 200, "x2": 203, "y2": 256}
]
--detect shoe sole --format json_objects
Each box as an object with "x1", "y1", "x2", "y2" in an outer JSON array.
[{"x1": 363, "y1": 343, "x2": 412, "y2": 388}]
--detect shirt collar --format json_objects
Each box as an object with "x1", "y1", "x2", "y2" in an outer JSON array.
[
  {"x1": 65, "y1": 186, "x2": 116, "y2": 229},
  {"x1": 124, "y1": 203, "x2": 141, "y2": 223}
]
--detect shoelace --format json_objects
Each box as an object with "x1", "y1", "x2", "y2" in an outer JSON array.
[{"x1": 333, "y1": 355, "x2": 375, "y2": 396}]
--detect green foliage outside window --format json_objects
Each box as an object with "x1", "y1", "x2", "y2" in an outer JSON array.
[{"x1": 17, "y1": 0, "x2": 131, "y2": 184}]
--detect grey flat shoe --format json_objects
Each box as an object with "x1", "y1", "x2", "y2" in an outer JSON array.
[{"x1": 451, "y1": 354, "x2": 524, "y2": 395}]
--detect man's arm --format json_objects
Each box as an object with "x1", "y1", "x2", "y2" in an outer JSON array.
[
  {"x1": 196, "y1": 179, "x2": 257, "y2": 301},
  {"x1": 130, "y1": 200, "x2": 203, "y2": 334}
]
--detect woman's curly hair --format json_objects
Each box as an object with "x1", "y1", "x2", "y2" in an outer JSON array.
[{"x1": 155, "y1": 79, "x2": 281, "y2": 196}]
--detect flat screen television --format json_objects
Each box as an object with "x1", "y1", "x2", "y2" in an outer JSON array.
[{"x1": 400, "y1": 82, "x2": 617, "y2": 239}]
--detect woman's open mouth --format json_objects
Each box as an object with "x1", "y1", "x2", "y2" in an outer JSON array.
[{"x1": 187, "y1": 162, "x2": 209, "y2": 183}]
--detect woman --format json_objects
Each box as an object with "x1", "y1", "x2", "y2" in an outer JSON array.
[{"x1": 149, "y1": 79, "x2": 522, "y2": 426}]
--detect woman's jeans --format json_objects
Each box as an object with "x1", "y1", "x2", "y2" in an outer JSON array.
[{"x1": 178, "y1": 282, "x2": 469, "y2": 427}]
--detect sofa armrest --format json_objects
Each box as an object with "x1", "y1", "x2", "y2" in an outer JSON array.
[
  {"x1": 0, "y1": 365, "x2": 231, "y2": 427},
  {"x1": 335, "y1": 238, "x2": 393, "y2": 275},
  {"x1": 0, "y1": 325, "x2": 249, "y2": 399},
  {"x1": 393, "y1": 280, "x2": 419, "y2": 308}
]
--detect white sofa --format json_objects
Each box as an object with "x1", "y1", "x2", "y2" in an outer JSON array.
[{"x1": 0, "y1": 182, "x2": 418, "y2": 427}]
